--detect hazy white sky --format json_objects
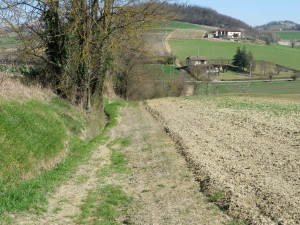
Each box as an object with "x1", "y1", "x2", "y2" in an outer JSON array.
[{"x1": 178, "y1": 0, "x2": 300, "y2": 26}]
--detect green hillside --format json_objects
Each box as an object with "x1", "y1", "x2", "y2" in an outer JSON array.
[
  {"x1": 170, "y1": 39, "x2": 300, "y2": 70},
  {"x1": 0, "y1": 92, "x2": 115, "y2": 218}
]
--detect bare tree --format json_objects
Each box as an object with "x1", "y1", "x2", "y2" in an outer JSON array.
[
  {"x1": 291, "y1": 39, "x2": 296, "y2": 48},
  {"x1": 0, "y1": 0, "x2": 173, "y2": 109}
]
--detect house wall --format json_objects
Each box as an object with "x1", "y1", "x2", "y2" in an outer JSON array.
[
  {"x1": 227, "y1": 32, "x2": 241, "y2": 37},
  {"x1": 188, "y1": 60, "x2": 207, "y2": 66}
]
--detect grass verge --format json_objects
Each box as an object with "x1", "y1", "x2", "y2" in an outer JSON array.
[{"x1": 0, "y1": 97, "x2": 123, "y2": 221}]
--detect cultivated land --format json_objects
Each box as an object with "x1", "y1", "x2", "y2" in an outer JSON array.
[
  {"x1": 170, "y1": 39, "x2": 300, "y2": 70},
  {"x1": 148, "y1": 95, "x2": 300, "y2": 224}
]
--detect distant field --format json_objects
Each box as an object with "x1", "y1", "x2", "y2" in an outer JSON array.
[
  {"x1": 170, "y1": 39, "x2": 300, "y2": 70},
  {"x1": 277, "y1": 31, "x2": 300, "y2": 40},
  {"x1": 145, "y1": 64, "x2": 180, "y2": 77},
  {"x1": 165, "y1": 21, "x2": 206, "y2": 30},
  {"x1": 210, "y1": 80, "x2": 300, "y2": 95},
  {"x1": 0, "y1": 36, "x2": 20, "y2": 47}
]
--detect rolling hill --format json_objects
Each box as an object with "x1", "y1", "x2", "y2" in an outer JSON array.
[{"x1": 255, "y1": 20, "x2": 300, "y2": 31}]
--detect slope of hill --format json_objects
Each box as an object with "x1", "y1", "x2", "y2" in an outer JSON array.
[
  {"x1": 256, "y1": 20, "x2": 300, "y2": 31},
  {"x1": 0, "y1": 74, "x2": 106, "y2": 219},
  {"x1": 170, "y1": 4, "x2": 256, "y2": 34}
]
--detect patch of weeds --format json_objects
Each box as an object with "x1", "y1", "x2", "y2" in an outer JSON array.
[
  {"x1": 141, "y1": 190, "x2": 151, "y2": 193},
  {"x1": 179, "y1": 210, "x2": 189, "y2": 215},
  {"x1": 104, "y1": 100, "x2": 126, "y2": 129},
  {"x1": 157, "y1": 184, "x2": 166, "y2": 188},
  {"x1": 208, "y1": 191, "x2": 225, "y2": 203},
  {"x1": 79, "y1": 185, "x2": 131, "y2": 224},
  {"x1": 0, "y1": 215, "x2": 13, "y2": 225},
  {"x1": 128, "y1": 101, "x2": 139, "y2": 107},
  {"x1": 143, "y1": 101, "x2": 148, "y2": 105},
  {"x1": 58, "y1": 198, "x2": 70, "y2": 204},
  {"x1": 207, "y1": 205, "x2": 221, "y2": 216},
  {"x1": 228, "y1": 220, "x2": 250, "y2": 225},
  {"x1": 53, "y1": 207, "x2": 62, "y2": 214},
  {"x1": 76, "y1": 175, "x2": 90, "y2": 184},
  {"x1": 141, "y1": 146, "x2": 152, "y2": 152},
  {"x1": 107, "y1": 138, "x2": 131, "y2": 174}
]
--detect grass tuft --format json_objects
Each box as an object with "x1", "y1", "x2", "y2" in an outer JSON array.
[{"x1": 208, "y1": 191, "x2": 225, "y2": 203}]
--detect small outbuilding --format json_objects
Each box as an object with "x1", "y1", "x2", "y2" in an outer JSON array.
[
  {"x1": 187, "y1": 56, "x2": 225, "y2": 75},
  {"x1": 186, "y1": 56, "x2": 208, "y2": 66}
]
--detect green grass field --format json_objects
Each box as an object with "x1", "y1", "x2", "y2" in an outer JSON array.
[
  {"x1": 145, "y1": 64, "x2": 180, "y2": 77},
  {"x1": 0, "y1": 36, "x2": 21, "y2": 46},
  {"x1": 210, "y1": 80, "x2": 300, "y2": 95},
  {"x1": 277, "y1": 31, "x2": 300, "y2": 40},
  {"x1": 170, "y1": 39, "x2": 300, "y2": 70}
]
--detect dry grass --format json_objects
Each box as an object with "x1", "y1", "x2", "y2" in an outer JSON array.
[
  {"x1": 169, "y1": 29, "x2": 206, "y2": 40},
  {"x1": 0, "y1": 73, "x2": 54, "y2": 101}
]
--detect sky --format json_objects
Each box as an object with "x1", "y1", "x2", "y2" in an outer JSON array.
[{"x1": 178, "y1": 0, "x2": 300, "y2": 26}]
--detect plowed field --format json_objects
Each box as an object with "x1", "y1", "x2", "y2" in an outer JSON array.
[{"x1": 148, "y1": 95, "x2": 300, "y2": 225}]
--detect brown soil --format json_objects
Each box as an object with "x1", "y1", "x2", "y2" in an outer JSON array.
[{"x1": 147, "y1": 96, "x2": 300, "y2": 225}]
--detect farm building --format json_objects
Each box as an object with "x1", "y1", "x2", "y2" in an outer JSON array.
[
  {"x1": 212, "y1": 29, "x2": 242, "y2": 39},
  {"x1": 187, "y1": 56, "x2": 224, "y2": 74},
  {"x1": 186, "y1": 56, "x2": 208, "y2": 66}
]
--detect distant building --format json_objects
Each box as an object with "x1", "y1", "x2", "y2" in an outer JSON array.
[
  {"x1": 187, "y1": 56, "x2": 224, "y2": 74},
  {"x1": 212, "y1": 29, "x2": 242, "y2": 39},
  {"x1": 186, "y1": 56, "x2": 208, "y2": 66}
]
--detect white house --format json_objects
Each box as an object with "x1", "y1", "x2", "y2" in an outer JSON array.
[{"x1": 212, "y1": 29, "x2": 242, "y2": 39}]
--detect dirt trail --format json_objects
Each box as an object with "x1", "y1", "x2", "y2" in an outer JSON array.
[
  {"x1": 116, "y1": 105, "x2": 230, "y2": 224},
  {"x1": 164, "y1": 32, "x2": 182, "y2": 67}
]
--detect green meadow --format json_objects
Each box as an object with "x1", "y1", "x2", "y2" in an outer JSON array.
[
  {"x1": 170, "y1": 39, "x2": 300, "y2": 70},
  {"x1": 0, "y1": 36, "x2": 21, "y2": 47},
  {"x1": 208, "y1": 80, "x2": 300, "y2": 95},
  {"x1": 277, "y1": 31, "x2": 300, "y2": 40},
  {"x1": 145, "y1": 64, "x2": 180, "y2": 77}
]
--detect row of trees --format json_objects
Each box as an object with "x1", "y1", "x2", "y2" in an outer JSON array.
[{"x1": 0, "y1": 0, "x2": 172, "y2": 109}]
